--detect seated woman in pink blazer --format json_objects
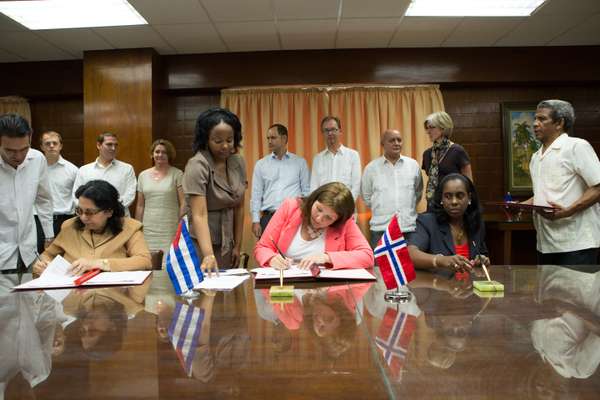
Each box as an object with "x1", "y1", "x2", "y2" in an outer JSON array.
[{"x1": 254, "y1": 182, "x2": 374, "y2": 270}]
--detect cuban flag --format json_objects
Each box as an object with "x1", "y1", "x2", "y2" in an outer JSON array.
[
  {"x1": 166, "y1": 215, "x2": 203, "y2": 295},
  {"x1": 375, "y1": 308, "x2": 417, "y2": 382},
  {"x1": 168, "y1": 302, "x2": 205, "y2": 377},
  {"x1": 374, "y1": 215, "x2": 416, "y2": 289}
]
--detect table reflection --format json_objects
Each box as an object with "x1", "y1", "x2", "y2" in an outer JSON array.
[
  {"x1": 361, "y1": 266, "x2": 600, "y2": 399},
  {"x1": 2, "y1": 266, "x2": 599, "y2": 399}
]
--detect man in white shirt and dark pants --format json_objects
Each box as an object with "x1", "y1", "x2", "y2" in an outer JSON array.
[
  {"x1": 361, "y1": 129, "x2": 423, "y2": 248},
  {"x1": 525, "y1": 99, "x2": 600, "y2": 265},
  {"x1": 0, "y1": 114, "x2": 53, "y2": 274},
  {"x1": 251, "y1": 123, "x2": 310, "y2": 238},
  {"x1": 73, "y1": 132, "x2": 136, "y2": 216},
  {"x1": 310, "y1": 116, "x2": 361, "y2": 200},
  {"x1": 39, "y1": 131, "x2": 78, "y2": 235}
]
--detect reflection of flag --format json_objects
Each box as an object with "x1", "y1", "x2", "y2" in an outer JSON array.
[
  {"x1": 375, "y1": 308, "x2": 417, "y2": 381},
  {"x1": 168, "y1": 302, "x2": 205, "y2": 377},
  {"x1": 374, "y1": 215, "x2": 415, "y2": 289},
  {"x1": 166, "y1": 216, "x2": 203, "y2": 295}
]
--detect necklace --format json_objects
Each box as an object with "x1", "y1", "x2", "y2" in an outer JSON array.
[
  {"x1": 450, "y1": 224, "x2": 465, "y2": 243},
  {"x1": 305, "y1": 224, "x2": 324, "y2": 240}
]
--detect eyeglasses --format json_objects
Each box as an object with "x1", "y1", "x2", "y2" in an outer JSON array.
[
  {"x1": 75, "y1": 207, "x2": 103, "y2": 217},
  {"x1": 322, "y1": 127, "x2": 339, "y2": 134}
]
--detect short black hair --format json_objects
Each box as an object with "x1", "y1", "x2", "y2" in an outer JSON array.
[
  {"x1": 431, "y1": 173, "x2": 482, "y2": 239},
  {"x1": 96, "y1": 132, "x2": 117, "y2": 144},
  {"x1": 74, "y1": 180, "x2": 125, "y2": 234},
  {"x1": 192, "y1": 107, "x2": 242, "y2": 154},
  {"x1": 0, "y1": 113, "x2": 31, "y2": 138},
  {"x1": 269, "y1": 123, "x2": 288, "y2": 138}
]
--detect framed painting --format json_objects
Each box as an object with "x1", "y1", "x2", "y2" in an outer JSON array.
[{"x1": 501, "y1": 103, "x2": 541, "y2": 196}]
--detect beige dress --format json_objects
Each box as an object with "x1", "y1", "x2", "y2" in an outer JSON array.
[
  {"x1": 182, "y1": 150, "x2": 247, "y2": 267},
  {"x1": 137, "y1": 167, "x2": 183, "y2": 254}
]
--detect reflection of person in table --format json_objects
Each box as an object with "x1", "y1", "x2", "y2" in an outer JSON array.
[
  {"x1": 258, "y1": 284, "x2": 371, "y2": 359},
  {"x1": 408, "y1": 173, "x2": 489, "y2": 274},
  {"x1": 61, "y1": 280, "x2": 152, "y2": 359},
  {"x1": 522, "y1": 99, "x2": 600, "y2": 266}
]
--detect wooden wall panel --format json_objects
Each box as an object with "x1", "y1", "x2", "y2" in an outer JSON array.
[
  {"x1": 161, "y1": 94, "x2": 220, "y2": 172},
  {"x1": 30, "y1": 97, "x2": 84, "y2": 166},
  {"x1": 83, "y1": 49, "x2": 158, "y2": 174}
]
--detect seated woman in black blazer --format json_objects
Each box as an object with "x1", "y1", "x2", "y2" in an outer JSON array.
[{"x1": 408, "y1": 173, "x2": 490, "y2": 273}]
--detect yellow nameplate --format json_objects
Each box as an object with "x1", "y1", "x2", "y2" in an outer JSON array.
[
  {"x1": 473, "y1": 288, "x2": 504, "y2": 298},
  {"x1": 473, "y1": 280, "x2": 504, "y2": 292},
  {"x1": 269, "y1": 285, "x2": 295, "y2": 297}
]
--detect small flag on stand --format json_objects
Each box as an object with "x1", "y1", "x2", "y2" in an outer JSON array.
[
  {"x1": 374, "y1": 215, "x2": 416, "y2": 289},
  {"x1": 166, "y1": 215, "x2": 203, "y2": 295},
  {"x1": 168, "y1": 302, "x2": 205, "y2": 377},
  {"x1": 375, "y1": 308, "x2": 417, "y2": 382}
]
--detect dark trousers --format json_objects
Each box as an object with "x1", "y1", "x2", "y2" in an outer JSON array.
[
  {"x1": 1, "y1": 252, "x2": 27, "y2": 275},
  {"x1": 35, "y1": 214, "x2": 74, "y2": 253},
  {"x1": 259, "y1": 210, "x2": 276, "y2": 237},
  {"x1": 537, "y1": 248, "x2": 599, "y2": 266}
]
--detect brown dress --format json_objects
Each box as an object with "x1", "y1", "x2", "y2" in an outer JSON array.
[{"x1": 182, "y1": 150, "x2": 247, "y2": 267}]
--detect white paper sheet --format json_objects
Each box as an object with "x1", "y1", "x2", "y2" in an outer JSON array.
[
  {"x1": 13, "y1": 255, "x2": 152, "y2": 290},
  {"x1": 251, "y1": 266, "x2": 376, "y2": 281},
  {"x1": 194, "y1": 274, "x2": 249, "y2": 290},
  {"x1": 251, "y1": 266, "x2": 314, "y2": 280}
]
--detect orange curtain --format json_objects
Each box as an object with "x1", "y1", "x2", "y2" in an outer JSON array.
[{"x1": 221, "y1": 84, "x2": 444, "y2": 261}]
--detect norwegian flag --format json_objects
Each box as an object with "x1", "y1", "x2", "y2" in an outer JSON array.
[
  {"x1": 374, "y1": 215, "x2": 416, "y2": 289},
  {"x1": 168, "y1": 302, "x2": 205, "y2": 377},
  {"x1": 166, "y1": 215, "x2": 203, "y2": 295},
  {"x1": 375, "y1": 308, "x2": 417, "y2": 381}
]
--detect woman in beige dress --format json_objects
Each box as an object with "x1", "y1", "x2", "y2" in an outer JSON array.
[
  {"x1": 182, "y1": 107, "x2": 247, "y2": 274},
  {"x1": 135, "y1": 139, "x2": 185, "y2": 260}
]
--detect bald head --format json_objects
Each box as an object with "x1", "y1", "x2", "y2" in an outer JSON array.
[{"x1": 381, "y1": 129, "x2": 402, "y2": 161}]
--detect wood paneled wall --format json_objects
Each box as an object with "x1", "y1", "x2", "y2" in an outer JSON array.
[
  {"x1": 30, "y1": 97, "x2": 84, "y2": 166},
  {"x1": 83, "y1": 49, "x2": 159, "y2": 174}
]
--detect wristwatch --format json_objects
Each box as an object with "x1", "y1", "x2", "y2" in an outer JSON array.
[{"x1": 100, "y1": 259, "x2": 110, "y2": 271}]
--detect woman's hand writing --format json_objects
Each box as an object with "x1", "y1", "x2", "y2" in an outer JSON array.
[{"x1": 269, "y1": 254, "x2": 291, "y2": 270}]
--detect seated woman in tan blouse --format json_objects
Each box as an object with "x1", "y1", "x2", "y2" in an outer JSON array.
[{"x1": 33, "y1": 180, "x2": 151, "y2": 275}]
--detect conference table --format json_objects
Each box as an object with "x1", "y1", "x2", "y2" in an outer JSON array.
[{"x1": 1, "y1": 264, "x2": 599, "y2": 399}]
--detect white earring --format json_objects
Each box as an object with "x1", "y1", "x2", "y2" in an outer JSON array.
[{"x1": 468, "y1": 201, "x2": 472, "y2": 205}]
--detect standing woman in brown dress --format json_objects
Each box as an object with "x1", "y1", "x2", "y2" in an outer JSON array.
[
  {"x1": 422, "y1": 111, "x2": 473, "y2": 210},
  {"x1": 182, "y1": 107, "x2": 247, "y2": 274}
]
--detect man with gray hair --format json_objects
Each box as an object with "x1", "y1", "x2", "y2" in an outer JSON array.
[
  {"x1": 524, "y1": 99, "x2": 600, "y2": 265},
  {"x1": 361, "y1": 129, "x2": 423, "y2": 248}
]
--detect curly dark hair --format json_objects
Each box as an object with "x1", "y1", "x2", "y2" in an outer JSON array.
[
  {"x1": 192, "y1": 107, "x2": 243, "y2": 154},
  {"x1": 74, "y1": 180, "x2": 125, "y2": 234},
  {"x1": 431, "y1": 173, "x2": 482, "y2": 240}
]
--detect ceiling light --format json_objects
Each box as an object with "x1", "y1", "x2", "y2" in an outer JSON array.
[
  {"x1": 405, "y1": 0, "x2": 548, "y2": 17},
  {"x1": 0, "y1": 0, "x2": 147, "y2": 30}
]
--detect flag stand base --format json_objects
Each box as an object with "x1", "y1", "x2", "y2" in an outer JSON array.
[{"x1": 384, "y1": 290, "x2": 411, "y2": 304}]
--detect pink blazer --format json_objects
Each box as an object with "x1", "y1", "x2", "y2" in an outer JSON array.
[{"x1": 254, "y1": 198, "x2": 374, "y2": 269}]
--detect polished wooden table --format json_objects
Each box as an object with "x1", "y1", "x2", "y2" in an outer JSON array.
[{"x1": 1, "y1": 265, "x2": 599, "y2": 399}]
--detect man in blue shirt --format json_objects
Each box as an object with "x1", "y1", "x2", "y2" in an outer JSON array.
[{"x1": 250, "y1": 124, "x2": 310, "y2": 238}]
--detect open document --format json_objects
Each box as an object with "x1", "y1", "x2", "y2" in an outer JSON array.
[
  {"x1": 251, "y1": 266, "x2": 376, "y2": 282},
  {"x1": 13, "y1": 255, "x2": 152, "y2": 290}
]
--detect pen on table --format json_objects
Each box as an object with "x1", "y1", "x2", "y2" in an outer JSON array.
[
  {"x1": 472, "y1": 241, "x2": 491, "y2": 281},
  {"x1": 74, "y1": 268, "x2": 102, "y2": 286},
  {"x1": 270, "y1": 235, "x2": 286, "y2": 287}
]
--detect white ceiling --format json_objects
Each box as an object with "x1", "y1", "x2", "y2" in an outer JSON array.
[{"x1": 0, "y1": 0, "x2": 598, "y2": 62}]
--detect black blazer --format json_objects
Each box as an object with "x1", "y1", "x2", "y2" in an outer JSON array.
[{"x1": 408, "y1": 212, "x2": 488, "y2": 257}]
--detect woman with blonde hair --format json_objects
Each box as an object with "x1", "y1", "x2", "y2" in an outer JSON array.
[
  {"x1": 422, "y1": 111, "x2": 473, "y2": 209},
  {"x1": 135, "y1": 139, "x2": 184, "y2": 262},
  {"x1": 254, "y1": 182, "x2": 373, "y2": 270}
]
